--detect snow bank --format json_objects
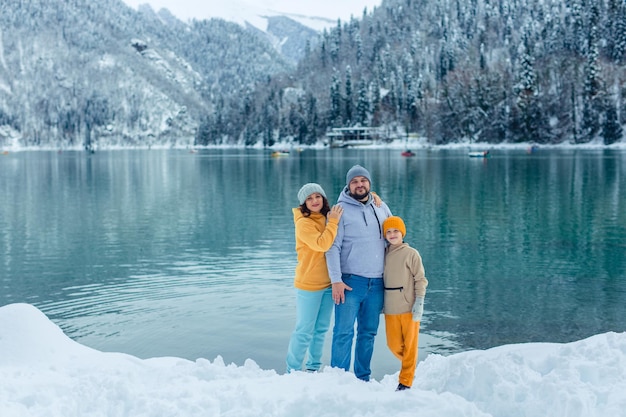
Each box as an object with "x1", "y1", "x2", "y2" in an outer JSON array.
[{"x1": 1, "y1": 303, "x2": 624, "y2": 417}]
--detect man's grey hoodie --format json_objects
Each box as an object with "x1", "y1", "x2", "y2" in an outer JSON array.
[{"x1": 325, "y1": 188, "x2": 392, "y2": 283}]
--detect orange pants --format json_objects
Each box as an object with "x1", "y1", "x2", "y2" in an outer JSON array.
[{"x1": 384, "y1": 313, "x2": 420, "y2": 387}]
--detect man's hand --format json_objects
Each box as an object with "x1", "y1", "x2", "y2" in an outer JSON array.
[{"x1": 332, "y1": 282, "x2": 352, "y2": 304}]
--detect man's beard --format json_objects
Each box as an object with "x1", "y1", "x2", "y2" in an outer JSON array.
[{"x1": 350, "y1": 189, "x2": 369, "y2": 201}]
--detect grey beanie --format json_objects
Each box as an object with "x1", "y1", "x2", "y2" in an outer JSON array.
[
  {"x1": 345, "y1": 165, "x2": 372, "y2": 187},
  {"x1": 298, "y1": 183, "x2": 327, "y2": 205}
]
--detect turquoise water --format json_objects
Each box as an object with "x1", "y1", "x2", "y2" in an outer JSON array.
[{"x1": 1, "y1": 148, "x2": 624, "y2": 378}]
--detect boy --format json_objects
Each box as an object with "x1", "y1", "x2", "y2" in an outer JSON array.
[{"x1": 382, "y1": 216, "x2": 428, "y2": 391}]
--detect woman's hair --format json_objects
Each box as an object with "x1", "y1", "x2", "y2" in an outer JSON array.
[{"x1": 299, "y1": 195, "x2": 331, "y2": 217}]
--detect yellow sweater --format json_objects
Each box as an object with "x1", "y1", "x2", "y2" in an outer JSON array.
[{"x1": 293, "y1": 208, "x2": 339, "y2": 291}]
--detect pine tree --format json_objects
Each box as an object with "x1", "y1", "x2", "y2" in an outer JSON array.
[
  {"x1": 612, "y1": 2, "x2": 626, "y2": 63},
  {"x1": 580, "y1": 11, "x2": 602, "y2": 144},
  {"x1": 344, "y1": 66, "x2": 353, "y2": 125},
  {"x1": 355, "y1": 33, "x2": 363, "y2": 64},
  {"x1": 330, "y1": 73, "x2": 342, "y2": 127},
  {"x1": 304, "y1": 94, "x2": 319, "y2": 144},
  {"x1": 356, "y1": 78, "x2": 370, "y2": 126},
  {"x1": 602, "y1": 99, "x2": 622, "y2": 145},
  {"x1": 405, "y1": 74, "x2": 420, "y2": 132}
]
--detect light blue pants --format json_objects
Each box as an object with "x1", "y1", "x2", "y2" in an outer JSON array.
[
  {"x1": 286, "y1": 287, "x2": 333, "y2": 372},
  {"x1": 331, "y1": 274, "x2": 384, "y2": 381}
]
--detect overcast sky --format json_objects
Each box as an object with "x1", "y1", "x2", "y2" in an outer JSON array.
[{"x1": 121, "y1": 0, "x2": 382, "y2": 30}]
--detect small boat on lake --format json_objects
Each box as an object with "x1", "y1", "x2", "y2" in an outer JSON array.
[
  {"x1": 468, "y1": 150, "x2": 490, "y2": 158},
  {"x1": 401, "y1": 150, "x2": 416, "y2": 157},
  {"x1": 271, "y1": 150, "x2": 290, "y2": 158}
]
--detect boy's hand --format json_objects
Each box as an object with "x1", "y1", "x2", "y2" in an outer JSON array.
[{"x1": 412, "y1": 297, "x2": 424, "y2": 322}]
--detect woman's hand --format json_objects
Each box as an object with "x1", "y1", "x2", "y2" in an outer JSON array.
[
  {"x1": 372, "y1": 191, "x2": 383, "y2": 207},
  {"x1": 327, "y1": 204, "x2": 343, "y2": 221}
]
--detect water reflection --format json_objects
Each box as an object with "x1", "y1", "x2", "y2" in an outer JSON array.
[{"x1": 1, "y1": 148, "x2": 624, "y2": 378}]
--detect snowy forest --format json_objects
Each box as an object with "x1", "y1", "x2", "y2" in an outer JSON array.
[
  {"x1": 1, "y1": 0, "x2": 625, "y2": 149},
  {"x1": 201, "y1": 0, "x2": 626, "y2": 147}
]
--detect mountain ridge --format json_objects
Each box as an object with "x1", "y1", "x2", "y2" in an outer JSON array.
[
  {"x1": 0, "y1": 0, "x2": 293, "y2": 149},
  {"x1": 1, "y1": 0, "x2": 624, "y2": 150}
]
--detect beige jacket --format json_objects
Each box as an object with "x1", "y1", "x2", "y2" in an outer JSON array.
[{"x1": 383, "y1": 243, "x2": 428, "y2": 315}]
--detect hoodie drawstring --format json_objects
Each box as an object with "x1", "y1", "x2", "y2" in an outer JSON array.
[{"x1": 370, "y1": 205, "x2": 382, "y2": 239}]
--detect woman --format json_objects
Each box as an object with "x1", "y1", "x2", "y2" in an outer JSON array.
[{"x1": 286, "y1": 183, "x2": 343, "y2": 373}]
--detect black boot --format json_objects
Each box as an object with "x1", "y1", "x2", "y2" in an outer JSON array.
[{"x1": 396, "y1": 383, "x2": 410, "y2": 391}]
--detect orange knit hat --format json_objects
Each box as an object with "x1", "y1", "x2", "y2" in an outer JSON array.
[{"x1": 383, "y1": 216, "x2": 406, "y2": 238}]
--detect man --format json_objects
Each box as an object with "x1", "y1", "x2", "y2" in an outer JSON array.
[{"x1": 326, "y1": 164, "x2": 392, "y2": 381}]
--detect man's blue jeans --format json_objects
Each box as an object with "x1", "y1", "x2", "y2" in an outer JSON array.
[
  {"x1": 286, "y1": 287, "x2": 333, "y2": 372},
  {"x1": 331, "y1": 274, "x2": 384, "y2": 381}
]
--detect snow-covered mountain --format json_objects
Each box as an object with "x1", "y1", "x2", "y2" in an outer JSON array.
[
  {"x1": 5, "y1": 0, "x2": 620, "y2": 150},
  {"x1": 1, "y1": 0, "x2": 372, "y2": 150},
  {"x1": 125, "y1": 1, "x2": 383, "y2": 63},
  {"x1": 0, "y1": 0, "x2": 291, "y2": 149},
  {"x1": 123, "y1": 0, "x2": 382, "y2": 32}
]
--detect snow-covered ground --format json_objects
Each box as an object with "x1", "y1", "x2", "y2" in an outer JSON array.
[
  {"x1": 1, "y1": 303, "x2": 625, "y2": 417},
  {"x1": 3, "y1": 134, "x2": 626, "y2": 152}
]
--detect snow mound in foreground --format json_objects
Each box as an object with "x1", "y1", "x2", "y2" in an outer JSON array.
[{"x1": 1, "y1": 303, "x2": 625, "y2": 417}]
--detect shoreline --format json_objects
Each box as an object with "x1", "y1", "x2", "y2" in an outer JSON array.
[{"x1": 3, "y1": 139, "x2": 626, "y2": 152}]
